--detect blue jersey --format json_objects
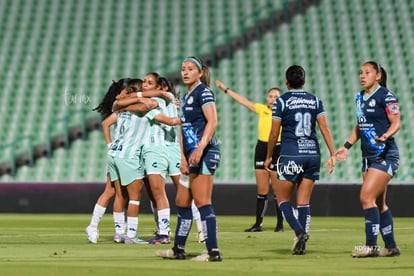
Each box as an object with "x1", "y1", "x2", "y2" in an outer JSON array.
[
  {"x1": 272, "y1": 90, "x2": 325, "y2": 156},
  {"x1": 181, "y1": 82, "x2": 219, "y2": 156},
  {"x1": 355, "y1": 86, "x2": 400, "y2": 158}
]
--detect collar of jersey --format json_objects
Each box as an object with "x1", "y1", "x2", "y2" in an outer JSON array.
[
  {"x1": 363, "y1": 85, "x2": 381, "y2": 101},
  {"x1": 186, "y1": 81, "x2": 202, "y2": 98}
]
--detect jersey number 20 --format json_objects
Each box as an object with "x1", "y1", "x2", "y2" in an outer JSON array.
[{"x1": 295, "y1": 112, "x2": 311, "y2": 137}]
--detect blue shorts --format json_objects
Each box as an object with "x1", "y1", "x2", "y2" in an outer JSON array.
[
  {"x1": 276, "y1": 155, "x2": 321, "y2": 182},
  {"x1": 188, "y1": 146, "x2": 220, "y2": 175},
  {"x1": 361, "y1": 155, "x2": 399, "y2": 177}
]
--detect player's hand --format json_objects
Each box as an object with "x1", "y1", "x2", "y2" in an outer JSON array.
[
  {"x1": 215, "y1": 80, "x2": 226, "y2": 92},
  {"x1": 264, "y1": 157, "x2": 272, "y2": 172},
  {"x1": 180, "y1": 157, "x2": 189, "y2": 175},
  {"x1": 335, "y1": 147, "x2": 348, "y2": 162},
  {"x1": 323, "y1": 156, "x2": 336, "y2": 175},
  {"x1": 374, "y1": 133, "x2": 388, "y2": 143}
]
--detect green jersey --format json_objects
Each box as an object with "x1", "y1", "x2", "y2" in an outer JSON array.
[
  {"x1": 143, "y1": 97, "x2": 168, "y2": 148},
  {"x1": 108, "y1": 111, "x2": 149, "y2": 159},
  {"x1": 163, "y1": 93, "x2": 179, "y2": 146}
]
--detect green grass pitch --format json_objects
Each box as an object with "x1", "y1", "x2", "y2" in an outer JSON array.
[{"x1": 0, "y1": 214, "x2": 413, "y2": 275}]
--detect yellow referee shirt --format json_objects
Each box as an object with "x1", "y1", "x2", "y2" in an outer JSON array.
[{"x1": 254, "y1": 103, "x2": 281, "y2": 143}]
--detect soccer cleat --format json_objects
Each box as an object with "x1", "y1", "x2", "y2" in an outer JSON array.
[
  {"x1": 191, "y1": 250, "x2": 222, "y2": 262},
  {"x1": 113, "y1": 233, "x2": 126, "y2": 243},
  {"x1": 351, "y1": 245, "x2": 380, "y2": 257},
  {"x1": 197, "y1": 230, "x2": 206, "y2": 243},
  {"x1": 291, "y1": 232, "x2": 309, "y2": 255},
  {"x1": 379, "y1": 246, "x2": 400, "y2": 257},
  {"x1": 156, "y1": 247, "x2": 186, "y2": 260},
  {"x1": 124, "y1": 236, "x2": 148, "y2": 244},
  {"x1": 244, "y1": 224, "x2": 262, "y2": 232},
  {"x1": 86, "y1": 226, "x2": 99, "y2": 244},
  {"x1": 148, "y1": 234, "x2": 170, "y2": 245},
  {"x1": 274, "y1": 224, "x2": 284, "y2": 232}
]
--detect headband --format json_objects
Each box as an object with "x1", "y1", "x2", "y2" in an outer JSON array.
[{"x1": 183, "y1": 57, "x2": 202, "y2": 71}]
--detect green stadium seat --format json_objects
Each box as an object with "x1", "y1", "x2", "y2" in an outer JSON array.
[{"x1": 1, "y1": 0, "x2": 413, "y2": 183}]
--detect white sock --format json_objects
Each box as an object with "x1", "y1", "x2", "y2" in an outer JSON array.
[
  {"x1": 158, "y1": 208, "x2": 170, "y2": 236},
  {"x1": 90, "y1": 204, "x2": 106, "y2": 228},
  {"x1": 127, "y1": 216, "x2": 138, "y2": 238},
  {"x1": 113, "y1": 212, "x2": 125, "y2": 234},
  {"x1": 191, "y1": 201, "x2": 203, "y2": 232}
]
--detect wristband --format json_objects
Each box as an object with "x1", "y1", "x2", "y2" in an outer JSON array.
[
  {"x1": 224, "y1": 87, "x2": 229, "y2": 94},
  {"x1": 136, "y1": 92, "x2": 142, "y2": 97},
  {"x1": 107, "y1": 143, "x2": 111, "y2": 149},
  {"x1": 343, "y1": 141, "x2": 353, "y2": 150}
]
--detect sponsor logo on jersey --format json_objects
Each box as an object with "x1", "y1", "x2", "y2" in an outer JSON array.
[{"x1": 385, "y1": 96, "x2": 396, "y2": 102}]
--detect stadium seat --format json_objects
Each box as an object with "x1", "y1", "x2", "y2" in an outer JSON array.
[{"x1": 1, "y1": 0, "x2": 413, "y2": 183}]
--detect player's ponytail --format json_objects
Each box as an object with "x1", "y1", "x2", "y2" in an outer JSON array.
[
  {"x1": 365, "y1": 61, "x2": 387, "y2": 88},
  {"x1": 379, "y1": 66, "x2": 387, "y2": 88}
]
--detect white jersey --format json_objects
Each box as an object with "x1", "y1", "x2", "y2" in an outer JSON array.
[
  {"x1": 164, "y1": 93, "x2": 179, "y2": 146},
  {"x1": 143, "y1": 97, "x2": 169, "y2": 148},
  {"x1": 108, "y1": 111, "x2": 149, "y2": 159}
]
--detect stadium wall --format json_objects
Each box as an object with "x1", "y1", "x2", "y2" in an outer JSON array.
[{"x1": 0, "y1": 183, "x2": 412, "y2": 217}]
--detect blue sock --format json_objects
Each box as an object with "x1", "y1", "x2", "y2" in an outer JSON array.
[
  {"x1": 380, "y1": 209, "x2": 397, "y2": 248},
  {"x1": 279, "y1": 201, "x2": 303, "y2": 236},
  {"x1": 198, "y1": 205, "x2": 218, "y2": 252},
  {"x1": 174, "y1": 207, "x2": 192, "y2": 250},
  {"x1": 364, "y1": 207, "x2": 380, "y2": 246},
  {"x1": 297, "y1": 205, "x2": 311, "y2": 233}
]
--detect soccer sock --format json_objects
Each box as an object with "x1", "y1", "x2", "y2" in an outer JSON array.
[
  {"x1": 274, "y1": 195, "x2": 284, "y2": 227},
  {"x1": 174, "y1": 207, "x2": 192, "y2": 250},
  {"x1": 380, "y1": 209, "x2": 397, "y2": 248},
  {"x1": 89, "y1": 204, "x2": 106, "y2": 228},
  {"x1": 364, "y1": 207, "x2": 380, "y2": 246},
  {"x1": 199, "y1": 205, "x2": 219, "y2": 252},
  {"x1": 255, "y1": 194, "x2": 268, "y2": 227},
  {"x1": 191, "y1": 201, "x2": 203, "y2": 232},
  {"x1": 157, "y1": 208, "x2": 171, "y2": 236},
  {"x1": 126, "y1": 216, "x2": 138, "y2": 238},
  {"x1": 279, "y1": 201, "x2": 304, "y2": 236},
  {"x1": 113, "y1": 212, "x2": 125, "y2": 234},
  {"x1": 297, "y1": 205, "x2": 311, "y2": 233}
]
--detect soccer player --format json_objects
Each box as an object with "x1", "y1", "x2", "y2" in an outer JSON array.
[
  {"x1": 140, "y1": 72, "x2": 173, "y2": 244},
  {"x1": 336, "y1": 61, "x2": 401, "y2": 257},
  {"x1": 113, "y1": 77, "x2": 180, "y2": 244},
  {"x1": 157, "y1": 56, "x2": 222, "y2": 261},
  {"x1": 215, "y1": 80, "x2": 284, "y2": 232},
  {"x1": 86, "y1": 78, "x2": 131, "y2": 244},
  {"x1": 108, "y1": 79, "x2": 162, "y2": 244},
  {"x1": 159, "y1": 77, "x2": 206, "y2": 243},
  {"x1": 264, "y1": 65, "x2": 335, "y2": 255}
]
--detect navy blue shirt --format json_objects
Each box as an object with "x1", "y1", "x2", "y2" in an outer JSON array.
[
  {"x1": 355, "y1": 86, "x2": 400, "y2": 158},
  {"x1": 272, "y1": 90, "x2": 325, "y2": 156},
  {"x1": 181, "y1": 82, "x2": 219, "y2": 156}
]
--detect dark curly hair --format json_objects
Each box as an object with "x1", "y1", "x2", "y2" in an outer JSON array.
[{"x1": 93, "y1": 78, "x2": 130, "y2": 119}]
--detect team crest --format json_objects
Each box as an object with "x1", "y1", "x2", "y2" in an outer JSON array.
[
  {"x1": 369, "y1": 99, "x2": 376, "y2": 107},
  {"x1": 187, "y1": 96, "x2": 194, "y2": 105}
]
